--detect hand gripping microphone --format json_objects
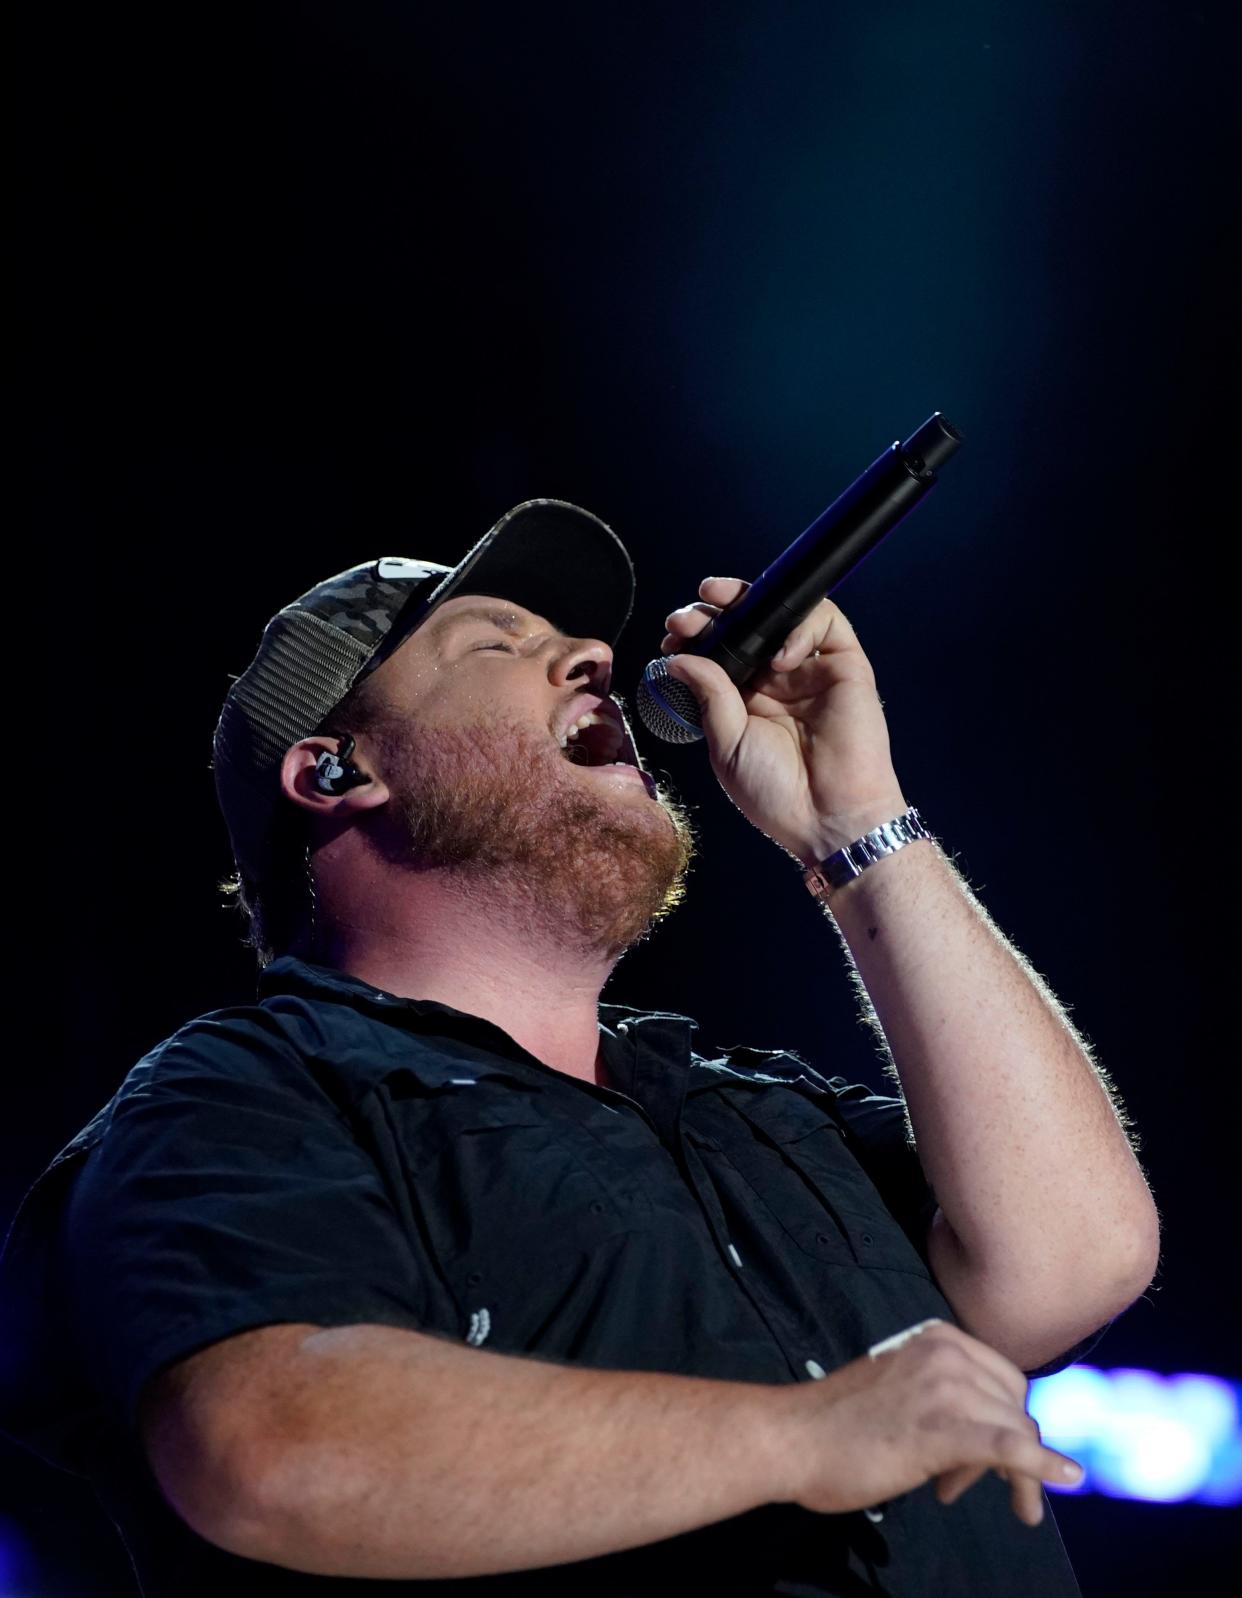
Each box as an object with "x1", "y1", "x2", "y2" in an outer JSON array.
[{"x1": 636, "y1": 412, "x2": 964, "y2": 744}]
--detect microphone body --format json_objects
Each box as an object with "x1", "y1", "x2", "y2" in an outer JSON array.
[{"x1": 636, "y1": 412, "x2": 963, "y2": 744}]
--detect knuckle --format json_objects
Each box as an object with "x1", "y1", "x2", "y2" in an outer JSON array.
[
  {"x1": 922, "y1": 1340, "x2": 965, "y2": 1377},
  {"x1": 922, "y1": 1403, "x2": 957, "y2": 1434},
  {"x1": 925, "y1": 1372, "x2": 959, "y2": 1405},
  {"x1": 993, "y1": 1427, "x2": 1025, "y2": 1466}
]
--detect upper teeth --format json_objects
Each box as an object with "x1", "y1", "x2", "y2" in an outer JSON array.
[{"x1": 559, "y1": 711, "x2": 609, "y2": 748}]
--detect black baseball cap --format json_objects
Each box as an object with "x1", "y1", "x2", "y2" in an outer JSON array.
[{"x1": 213, "y1": 498, "x2": 636, "y2": 884}]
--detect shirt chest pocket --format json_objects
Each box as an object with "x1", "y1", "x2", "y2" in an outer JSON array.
[
  {"x1": 705, "y1": 1089, "x2": 932, "y2": 1280},
  {"x1": 361, "y1": 1062, "x2": 659, "y2": 1341}
]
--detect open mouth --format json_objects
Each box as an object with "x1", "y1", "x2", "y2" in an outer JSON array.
[{"x1": 556, "y1": 701, "x2": 644, "y2": 773}]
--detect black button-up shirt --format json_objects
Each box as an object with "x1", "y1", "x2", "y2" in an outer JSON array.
[{"x1": 0, "y1": 957, "x2": 1087, "y2": 1595}]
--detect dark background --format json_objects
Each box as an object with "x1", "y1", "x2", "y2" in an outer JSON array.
[{"x1": 11, "y1": 1, "x2": 1238, "y2": 1592}]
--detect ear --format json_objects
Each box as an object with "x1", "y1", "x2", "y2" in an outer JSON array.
[{"x1": 280, "y1": 737, "x2": 390, "y2": 818}]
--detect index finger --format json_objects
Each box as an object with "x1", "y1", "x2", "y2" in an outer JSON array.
[
  {"x1": 1008, "y1": 1465, "x2": 1048, "y2": 1527},
  {"x1": 698, "y1": 576, "x2": 750, "y2": 606}
]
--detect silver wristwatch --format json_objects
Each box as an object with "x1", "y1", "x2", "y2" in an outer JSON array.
[{"x1": 803, "y1": 807, "x2": 932, "y2": 901}]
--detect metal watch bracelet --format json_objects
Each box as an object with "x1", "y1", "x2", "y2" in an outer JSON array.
[{"x1": 803, "y1": 807, "x2": 932, "y2": 901}]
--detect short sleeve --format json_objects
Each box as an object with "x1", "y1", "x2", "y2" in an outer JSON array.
[
  {"x1": 1020, "y1": 1326, "x2": 1111, "y2": 1379},
  {"x1": 816, "y1": 1077, "x2": 939, "y2": 1262},
  {"x1": 59, "y1": 1014, "x2": 427, "y2": 1435}
]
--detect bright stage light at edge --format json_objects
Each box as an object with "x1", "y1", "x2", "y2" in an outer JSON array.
[{"x1": 1028, "y1": 1366, "x2": 1242, "y2": 1504}]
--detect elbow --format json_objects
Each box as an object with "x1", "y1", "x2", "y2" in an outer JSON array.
[
  {"x1": 140, "y1": 1388, "x2": 290, "y2": 1567},
  {"x1": 208, "y1": 1430, "x2": 343, "y2": 1571},
  {"x1": 1110, "y1": 1199, "x2": 1161, "y2": 1310},
  {"x1": 1087, "y1": 1178, "x2": 1162, "y2": 1316},
  {"x1": 144, "y1": 1425, "x2": 281, "y2": 1566},
  {"x1": 931, "y1": 1200, "x2": 1161, "y2": 1374},
  {"x1": 206, "y1": 1445, "x2": 293, "y2": 1566},
  {"x1": 1038, "y1": 1179, "x2": 1162, "y2": 1326},
  {"x1": 174, "y1": 1433, "x2": 347, "y2": 1572},
  {"x1": 1043, "y1": 1199, "x2": 1162, "y2": 1344},
  {"x1": 1029, "y1": 1204, "x2": 1162, "y2": 1369}
]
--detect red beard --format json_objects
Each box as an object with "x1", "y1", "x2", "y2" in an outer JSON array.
[{"x1": 361, "y1": 714, "x2": 695, "y2": 961}]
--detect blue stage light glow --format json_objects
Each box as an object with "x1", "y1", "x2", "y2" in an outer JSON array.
[
  {"x1": 0, "y1": 1514, "x2": 32, "y2": 1595},
  {"x1": 1028, "y1": 1366, "x2": 1241, "y2": 1505}
]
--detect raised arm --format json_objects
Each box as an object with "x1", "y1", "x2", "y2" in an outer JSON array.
[
  {"x1": 661, "y1": 580, "x2": 1160, "y2": 1371},
  {"x1": 823, "y1": 836, "x2": 1158, "y2": 1369}
]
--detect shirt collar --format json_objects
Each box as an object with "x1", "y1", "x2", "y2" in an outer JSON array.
[{"x1": 259, "y1": 954, "x2": 699, "y2": 1056}]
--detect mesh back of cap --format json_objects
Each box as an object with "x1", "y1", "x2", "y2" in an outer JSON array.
[{"x1": 213, "y1": 609, "x2": 372, "y2": 883}]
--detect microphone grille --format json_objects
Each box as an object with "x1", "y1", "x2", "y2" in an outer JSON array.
[{"x1": 636, "y1": 657, "x2": 704, "y2": 744}]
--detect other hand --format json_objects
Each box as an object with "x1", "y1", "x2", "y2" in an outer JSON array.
[{"x1": 769, "y1": 1318, "x2": 1082, "y2": 1526}]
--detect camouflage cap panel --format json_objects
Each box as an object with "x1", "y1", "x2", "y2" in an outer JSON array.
[
  {"x1": 213, "y1": 557, "x2": 447, "y2": 883},
  {"x1": 290, "y1": 557, "x2": 450, "y2": 650}
]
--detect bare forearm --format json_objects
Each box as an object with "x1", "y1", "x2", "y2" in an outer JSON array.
[
  {"x1": 226, "y1": 1324, "x2": 786, "y2": 1579},
  {"x1": 823, "y1": 837, "x2": 1158, "y2": 1363}
]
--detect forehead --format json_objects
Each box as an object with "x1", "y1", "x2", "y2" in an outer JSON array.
[
  {"x1": 419, "y1": 592, "x2": 562, "y2": 644},
  {"x1": 362, "y1": 591, "x2": 572, "y2": 709}
]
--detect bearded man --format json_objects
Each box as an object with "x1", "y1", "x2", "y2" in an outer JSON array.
[{"x1": 1, "y1": 500, "x2": 1158, "y2": 1596}]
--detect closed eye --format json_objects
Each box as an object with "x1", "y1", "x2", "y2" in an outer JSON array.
[{"x1": 472, "y1": 641, "x2": 518, "y2": 653}]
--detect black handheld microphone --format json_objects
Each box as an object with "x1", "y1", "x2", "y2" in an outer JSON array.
[{"x1": 635, "y1": 412, "x2": 964, "y2": 744}]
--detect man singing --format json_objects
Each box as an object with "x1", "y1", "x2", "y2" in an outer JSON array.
[{"x1": 1, "y1": 499, "x2": 1158, "y2": 1594}]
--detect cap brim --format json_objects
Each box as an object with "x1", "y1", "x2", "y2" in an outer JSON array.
[{"x1": 366, "y1": 499, "x2": 636, "y2": 674}]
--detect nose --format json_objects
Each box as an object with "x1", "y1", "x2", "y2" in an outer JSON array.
[{"x1": 548, "y1": 634, "x2": 613, "y2": 697}]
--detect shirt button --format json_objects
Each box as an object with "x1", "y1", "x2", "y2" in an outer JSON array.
[{"x1": 804, "y1": 1359, "x2": 827, "y2": 1380}]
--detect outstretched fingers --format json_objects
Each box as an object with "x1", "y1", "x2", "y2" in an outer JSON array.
[
  {"x1": 872, "y1": 1322, "x2": 1081, "y2": 1523},
  {"x1": 938, "y1": 1414, "x2": 1080, "y2": 1526}
]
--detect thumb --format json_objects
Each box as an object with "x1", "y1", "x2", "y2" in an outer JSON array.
[{"x1": 664, "y1": 652, "x2": 748, "y2": 759}]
